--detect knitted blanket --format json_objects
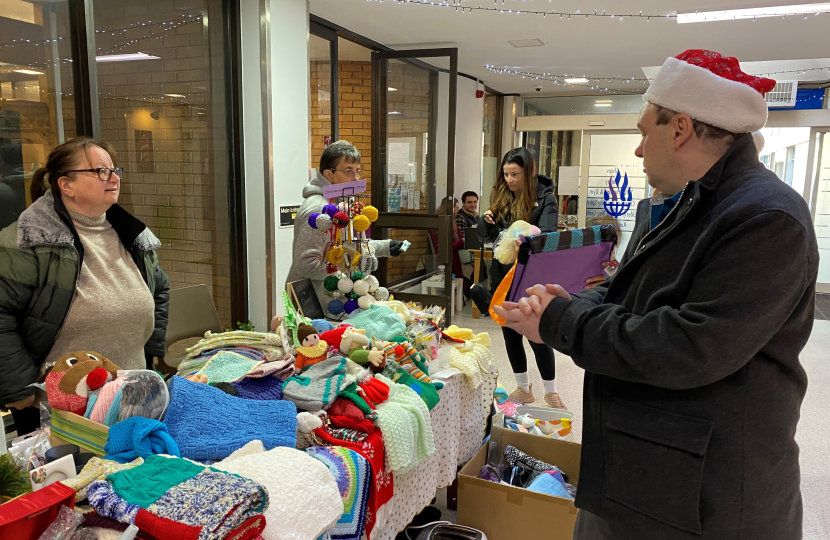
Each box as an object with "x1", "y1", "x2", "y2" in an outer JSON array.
[
  {"x1": 104, "y1": 416, "x2": 180, "y2": 464},
  {"x1": 283, "y1": 356, "x2": 353, "y2": 412},
  {"x1": 108, "y1": 454, "x2": 205, "y2": 509},
  {"x1": 214, "y1": 447, "x2": 343, "y2": 540},
  {"x1": 62, "y1": 456, "x2": 143, "y2": 502},
  {"x1": 184, "y1": 331, "x2": 286, "y2": 362},
  {"x1": 195, "y1": 351, "x2": 264, "y2": 383},
  {"x1": 374, "y1": 374, "x2": 435, "y2": 474},
  {"x1": 346, "y1": 431, "x2": 391, "y2": 537},
  {"x1": 346, "y1": 305, "x2": 405, "y2": 342},
  {"x1": 232, "y1": 375, "x2": 284, "y2": 400},
  {"x1": 306, "y1": 447, "x2": 371, "y2": 540},
  {"x1": 164, "y1": 376, "x2": 297, "y2": 461}
]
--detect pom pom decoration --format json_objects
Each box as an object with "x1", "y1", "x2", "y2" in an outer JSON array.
[
  {"x1": 374, "y1": 286, "x2": 390, "y2": 301},
  {"x1": 323, "y1": 204, "x2": 338, "y2": 217},
  {"x1": 351, "y1": 271, "x2": 365, "y2": 281},
  {"x1": 352, "y1": 214, "x2": 371, "y2": 232},
  {"x1": 353, "y1": 279, "x2": 370, "y2": 296},
  {"x1": 344, "y1": 299, "x2": 359, "y2": 314},
  {"x1": 337, "y1": 276, "x2": 354, "y2": 294},
  {"x1": 323, "y1": 275, "x2": 339, "y2": 292},
  {"x1": 315, "y1": 213, "x2": 332, "y2": 231},
  {"x1": 338, "y1": 202, "x2": 349, "y2": 213},
  {"x1": 297, "y1": 411, "x2": 323, "y2": 433},
  {"x1": 328, "y1": 299, "x2": 345, "y2": 314},
  {"x1": 358, "y1": 295, "x2": 374, "y2": 310},
  {"x1": 362, "y1": 205, "x2": 379, "y2": 222},
  {"x1": 350, "y1": 201, "x2": 364, "y2": 216},
  {"x1": 366, "y1": 275, "x2": 380, "y2": 293},
  {"x1": 358, "y1": 254, "x2": 373, "y2": 274},
  {"x1": 326, "y1": 246, "x2": 344, "y2": 266},
  {"x1": 308, "y1": 212, "x2": 321, "y2": 229},
  {"x1": 331, "y1": 291, "x2": 341, "y2": 299},
  {"x1": 332, "y1": 211, "x2": 350, "y2": 228}
]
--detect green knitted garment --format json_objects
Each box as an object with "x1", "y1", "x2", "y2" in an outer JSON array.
[
  {"x1": 374, "y1": 374, "x2": 435, "y2": 474},
  {"x1": 107, "y1": 454, "x2": 205, "y2": 508}
]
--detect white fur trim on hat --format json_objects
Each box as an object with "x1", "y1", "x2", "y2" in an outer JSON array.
[
  {"x1": 752, "y1": 131, "x2": 765, "y2": 154},
  {"x1": 644, "y1": 57, "x2": 768, "y2": 133}
]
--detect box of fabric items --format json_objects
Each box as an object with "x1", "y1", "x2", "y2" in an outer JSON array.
[
  {"x1": 46, "y1": 352, "x2": 170, "y2": 455},
  {"x1": 457, "y1": 413, "x2": 581, "y2": 540}
]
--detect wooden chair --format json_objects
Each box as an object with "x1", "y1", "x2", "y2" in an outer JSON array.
[{"x1": 159, "y1": 284, "x2": 222, "y2": 373}]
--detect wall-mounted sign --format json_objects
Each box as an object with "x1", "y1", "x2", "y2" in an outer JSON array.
[{"x1": 280, "y1": 205, "x2": 301, "y2": 227}]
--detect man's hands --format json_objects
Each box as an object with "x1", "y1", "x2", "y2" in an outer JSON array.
[
  {"x1": 5, "y1": 394, "x2": 36, "y2": 410},
  {"x1": 492, "y1": 284, "x2": 572, "y2": 343}
]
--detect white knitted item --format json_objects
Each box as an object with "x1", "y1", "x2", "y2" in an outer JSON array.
[
  {"x1": 223, "y1": 440, "x2": 266, "y2": 462},
  {"x1": 212, "y1": 447, "x2": 343, "y2": 540},
  {"x1": 643, "y1": 56, "x2": 768, "y2": 133},
  {"x1": 449, "y1": 333, "x2": 495, "y2": 389},
  {"x1": 375, "y1": 374, "x2": 436, "y2": 474}
]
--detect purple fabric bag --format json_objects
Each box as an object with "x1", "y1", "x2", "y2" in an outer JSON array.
[{"x1": 508, "y1": 225, "x2": 617, "y2": 302}]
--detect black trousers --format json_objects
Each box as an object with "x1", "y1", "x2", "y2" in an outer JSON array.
[
  {"x1": 502, "y1": 326, "x2": 556, "y2": 380},
  {"x1": 10, "y1": 405, "x2": 41, "y2": 437}
]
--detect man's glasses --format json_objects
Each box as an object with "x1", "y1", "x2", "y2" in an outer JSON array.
[
  {"x1": 332, "y1": 167, "x2": 361, "y2": 178},
  {"x1": 62, "y1": 167, "x2": 124, "y2": 181}
]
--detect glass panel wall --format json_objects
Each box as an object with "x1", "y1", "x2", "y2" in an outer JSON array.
[
  {"x1": 812, "y1": 132, "x2": 830, "y2": 285},
  {"x1": 309, "y1": 34, "x2": 332, "y2": 168},
  {"x1": 481, "y1": 90, "x2": 500, "y2": 212},
  {"x1": 0, "y1": 0, "x2": 74, "y2": 229},
  {"x1": 93, "y1": 0, "x2": 235, "y2": 328},
  {"x1": 337, "y1": 37, "x2": 372, "y2": 192},
  {"x1": 759, "y1": 127, "x2": 811, "y2": 196}
]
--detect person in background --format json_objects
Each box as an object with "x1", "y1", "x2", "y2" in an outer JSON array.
[
  {"x1": 478, "y1": 147, "x2": 565, "y2": 409},
  {"x1": 287, "y1": 140, "x2": 406, "y2": 309},
  {"x1": 0, "y1": 138, "x2": 27, "y2": 231},
  {"x1": 0, "y1": 137, "x2": 170, "y2": 436},
  {"x1": 430, "y1": 196, "x2": 465, "y2": 289},
  {"x1": 457, "y1": 191, "x2": 479, "y2": 228},
  {"x1": 496, "y1": 50, "x2": 816, "y2": 540}
]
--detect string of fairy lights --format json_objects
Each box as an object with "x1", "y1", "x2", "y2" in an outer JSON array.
[{"x1": 367, "y1": 0, "x2": 830, "y2": 22}]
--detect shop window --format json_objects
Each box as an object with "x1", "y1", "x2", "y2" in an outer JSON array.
[
  {"x1": 337, "y1": 37, "x2": 372, "y2": 194},
  {"x1": 0, "y1": 0, "x2": 74, "y2": 229},
  {"x1": 93, "y1": 0, "x2": 235, "y2": 329}
]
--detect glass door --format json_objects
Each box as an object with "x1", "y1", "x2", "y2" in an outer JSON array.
[
  {"x1": 579, "y1": 130, "x2": 648, "y2": 259},
  {"x1": 371, "y1": 48, "x2": 458, "y2": 323},
  {"x1": 805, "y1": 127, "x2": 830, "y2": 293}
]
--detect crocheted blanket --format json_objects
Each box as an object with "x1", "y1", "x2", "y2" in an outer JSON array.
[
  {"x1": 306, "y1": 447, "x2": 371, "y2": 540},
  {"x1": 374, "y1": 374, "x2": 435, "y2": 474},
  {"x1": 164, "y1": 376, "x2": 297, "y2": 461},
  {"x1": 184, "y1": 331, "x2": 286, "y2": 362}
]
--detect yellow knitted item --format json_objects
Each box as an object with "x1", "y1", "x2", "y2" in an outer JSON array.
[
  {"x1": 449, "y1": 332, "x2": 495, "y2": 389},
  {"x1": 62, "y1": 457, "x2": 144, "y2": 502},
  {"x1": 444, "y1": 325, "x2": 474, "y2": 341}
]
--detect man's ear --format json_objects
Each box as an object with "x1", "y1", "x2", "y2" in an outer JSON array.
[{"x1": 672, "y1": 113, "x2": 695, "y2": 150}]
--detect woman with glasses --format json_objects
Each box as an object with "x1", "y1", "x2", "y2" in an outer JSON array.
[
  {"x1": 0, "y1": 137, "x2": 169, "y2": 436},
  {"x1": 287, "y1": 140, "x2": 405, "y2": 311}
]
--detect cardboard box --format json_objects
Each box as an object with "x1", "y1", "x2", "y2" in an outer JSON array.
[
  {"x1": 457, "y1": 424, "x2": 582, "y2": 540},
  {"x1": 49, "y1": 409, "x2": 109, "y2": 456}
]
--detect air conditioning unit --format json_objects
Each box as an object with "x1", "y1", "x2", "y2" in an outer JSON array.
[{"x1": 765, "y1": 80, "x2": 798, "y2": 108}]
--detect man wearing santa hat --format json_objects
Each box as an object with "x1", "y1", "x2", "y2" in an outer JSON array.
[{"x1": 495, "y1": 50, "x2": 818, "y2": 539}]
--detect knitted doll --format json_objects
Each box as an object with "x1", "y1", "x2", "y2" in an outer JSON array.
[
  {"x1": 378, "y1": 340, "x2": 443, "y2": 390},
  {"x1": 46, "y1": 351, "x2": 121, "y2": 415},
  {"x1": 294, "y1": 324, "x2": 329, "y2": 373},
  {"x1": 349, "y1": 347, "x2": 387, "y2": 373},
  {"x1": 321, "y1": 325, "x2": 370, "y2": 356}
]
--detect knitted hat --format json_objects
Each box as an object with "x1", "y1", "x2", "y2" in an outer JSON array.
[
  {"x1": 231, "y1": 375, "x2": 284, "y2": 401},
  {"x1": 320, "y1": 326, "x2": 348, "y2": 351},
  {"x1": 311, "y1": 319, "x2": 335, "y2": 333},
  {"x1": 90, "y1": 378, "x2": 124, "y2": 424},
  {"x1": 347, "y1": 305, "x2": 406, "y2": 341},
  {"x1": 282, "y1": 356, "x2": 353, "y2": 411},
  {"x1": 164, "y1": 376, "x2": 297, "y2": 461},
  {"x1": 328, "y1": 397, "x2": 366, "y2": 421},
  {"x1": 212, "y1": 447, "x2": 343, "y2": 540},
  {"x1": 104, "y1": 416, "x2": 180, "y2": 464},
  {"x1": 643, "y1": 49, "x2": 776, "y2": 133}
]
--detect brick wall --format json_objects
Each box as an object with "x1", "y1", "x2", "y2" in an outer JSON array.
[{"x1": 90, "y1": 0, "x2": 234, "y2": 331}]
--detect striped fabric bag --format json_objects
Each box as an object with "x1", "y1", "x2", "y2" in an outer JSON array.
[{"x1": 508, "y1": 224, "x2": 618, "y2": 303}]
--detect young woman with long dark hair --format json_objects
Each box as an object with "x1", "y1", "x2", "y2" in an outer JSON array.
[{"x1": 478, "y1": 147, "x2": 567, "y2": 408}]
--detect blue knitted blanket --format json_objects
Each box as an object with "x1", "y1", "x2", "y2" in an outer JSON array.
[{"x1": 163, "y1": 376, "x2": 297, "y2": 461}]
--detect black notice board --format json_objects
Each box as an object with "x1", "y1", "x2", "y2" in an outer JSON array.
[
  {"x1": 280, "y1": 205, "x2": 301, "y2": 227},
  {"x1": 286, "y1": 279, "x2": 325, "y2": 320}
]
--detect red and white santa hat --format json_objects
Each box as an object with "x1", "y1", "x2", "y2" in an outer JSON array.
[{"x1": 644, "y1": 49, "x2": 776, "y2": 133}]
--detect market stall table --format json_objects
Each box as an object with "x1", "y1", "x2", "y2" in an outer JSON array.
[{"x1": 371, "y1": 369, "x2": 497, "y2": 540}]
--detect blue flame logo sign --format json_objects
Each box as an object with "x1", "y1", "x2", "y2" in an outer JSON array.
[{"x1": 603, "y1": 170, "x2": 633, "y2": 218}]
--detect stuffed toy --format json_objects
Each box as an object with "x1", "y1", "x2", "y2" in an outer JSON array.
[
  {"x1": 493, "y1": 220, "x2": 541, "y2": 265},
  {"x1": 320, "y1": 325, "x2": 370, "y2": 356},
  {"x1": 46, "y1": 351, "x2": 120, "y2": 415},
  {"x1": 349, "y1": 347, "x2": 387, "y2": 373},
  {"x1": 294, "y1": 324, "x2": 330, "y2": 373},
  {"x1": 379, "y1": 340, "x2": 443, "y2": 390}
]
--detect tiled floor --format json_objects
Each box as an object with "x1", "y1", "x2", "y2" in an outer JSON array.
[
  {"x1": 815, "y1": 293, "x2": 830, "y2": 321},
  {"x1": 448, "y1": 303, "x2": 830, "y2": 538}
]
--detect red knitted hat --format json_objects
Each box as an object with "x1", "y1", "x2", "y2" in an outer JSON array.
[
  {"x1": 320, "y1": 326, "x2": 348, "y2": 351},
  {"x1": 644, "y1": 49, "x2": 776, "y2": 133}
]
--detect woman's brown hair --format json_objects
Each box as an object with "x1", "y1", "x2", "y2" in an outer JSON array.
[
  {"x1": 488, "y1": 147, "x2": 537, "y2": 224},
  {"x1": 30, "y1": 137, "x2": 117, "y2": 203},
  {"x1": 437, "y1": 196, "x2": 459, "y2": 236}
]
